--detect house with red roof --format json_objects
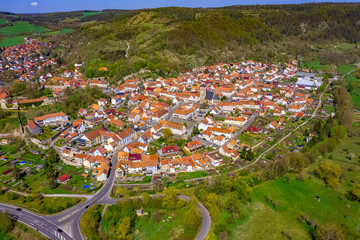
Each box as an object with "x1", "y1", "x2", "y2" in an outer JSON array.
[
  {"x1": 57, "y1": 174, "x2": 71, "y2": 184},
  {"x1": 27, "y1": 120, "x2": 43, "y2": 135},
  {"x1": 184, "y1": 140, "x2": 202, "y2": 153},
  {"x1": 89, "y1": 147, "x2": 107, "y2": 157},
  {"x1": 159, "y1": 145, "x2": 180, "y2": 156}
]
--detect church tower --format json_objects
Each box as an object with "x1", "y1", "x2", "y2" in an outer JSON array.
[{"x1": 200, "y1": 83, "x2": 206, "y2": 104}]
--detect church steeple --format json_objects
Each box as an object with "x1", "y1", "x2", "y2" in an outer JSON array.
[{"x1": 200, "y1": 83, "x2": 206, "y2": 104}]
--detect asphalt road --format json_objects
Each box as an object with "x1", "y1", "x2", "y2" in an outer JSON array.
[
  {"x1": 0, "y1": 203, "x2": 72, "y2": 240},
  {"x1": 46, "y1": 146, "x2": 122, "y2": 240},
  {"x1": 228, "y1": 111, "x2": 259, "y2": 143},
  {"x1": 179, "y1": 195, "x2": 211, "y2": 240},
  {"x1": 0, "y1": 132, "x2": 213, "y2": 240},
  {"x1": 165, "y1": 102, "x2": 185, "y2": 121}
]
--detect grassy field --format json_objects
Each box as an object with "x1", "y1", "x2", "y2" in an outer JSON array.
[
  {"x1": 305, "y1": 60, "x2": 332, "y2": 72},
  {"x1": 0, "y1": 19, "x2": 8, "y2": 25},
  {"x1": 0, "y1": 22, "x2": 49, "y2": 36},
  {"x1": 41, "y1": 28, "x2": 73, "y2": 36},
  {"x1": 232, "y1": 201, "x2": 310, "y2": 240},
  {"x1": 338, "y1": 64, "x2": 360, "y2": 109},
  {"x1": 338, "y1": 64, "x2": 357, "y2": 77},
  {"x1": 325, "y1": 134, "x2": 360, "y2": 194},
  {"x1": 82, "y1": 12, "x2": 102, "y2": 18},
  {"x1": 333, "y1": 42, "x2": 358, "y2": 54},
  {"x1": 251, "y1": 175, "x2": 360, "y2": 235}
]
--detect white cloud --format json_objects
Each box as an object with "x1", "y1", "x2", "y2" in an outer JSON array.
[{"x1": 30, "y1": 2, "x2": 38, "y2": 7}]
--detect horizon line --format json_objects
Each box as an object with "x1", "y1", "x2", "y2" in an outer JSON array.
[{"x1": 4, "y1": 1, "x2": 360, "y2": 14}]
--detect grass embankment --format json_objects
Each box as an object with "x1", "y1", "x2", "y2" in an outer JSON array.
[
  {"x1": 0, "y1": 221, "x2": 47, "y2": 240},
  {"x1": 80, "y1": 204, "x2": 104, "y2": 240},
  {"x1": 0, "y1": 192, "x2": 84, "y2": 214}
]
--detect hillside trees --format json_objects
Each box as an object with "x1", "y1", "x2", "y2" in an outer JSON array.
[
  {"x1": 80, "y1": 204, "x2": 103, "y2": 240},
  {"x1": 0, "y1": 212, "x2": 15, "y2": 232},
  {"x1": 315, "y1": 160, "x2": 342, "y2": 188},
  {"x1": 333, "y1": 82, "x2": 355, "y2": 129}
]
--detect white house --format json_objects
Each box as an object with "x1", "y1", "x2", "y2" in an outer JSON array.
[{"x1": 35, "y1": 112, "x2": 69, "y2": 126}]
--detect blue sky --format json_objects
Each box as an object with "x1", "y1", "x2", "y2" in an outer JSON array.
[{"x1": 2, "y1": 0, "x2": 359, "y2": 14}]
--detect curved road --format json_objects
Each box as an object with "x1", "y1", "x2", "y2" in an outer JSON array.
[
  {"x1": 179, "y1": 195, "x2": 211, "y2": 240},
  {"x1": 0, "y1": 134, "x2": 212, "y2": 240}
]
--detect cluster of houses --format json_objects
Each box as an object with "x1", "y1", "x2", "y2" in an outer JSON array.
[
  {"x1": 14, "y1": 56, "x2": 321, "y2": 181},
  {"x1": 0, "y1": 38, "x2": 56, "y2": 81},
  {"x1": 115, "y1": 146, "x2": 220, "y2": 177}
]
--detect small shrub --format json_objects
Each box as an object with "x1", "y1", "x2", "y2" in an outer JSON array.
[
  {"x1": 296, "y1": 173, "x2": 305, "y2": 181},
  {"x1": 309, "y1": 219, "x2": 317, "y2": 228},
  {"x1": 151, "y1": 209, "x2": 162, "y2": 223},
  {"x1": 298, "y1": 213, "x2": 309, "y2": 223}
]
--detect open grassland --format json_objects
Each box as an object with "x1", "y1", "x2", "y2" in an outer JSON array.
[
  {"x1": 338, "y1": 64, "x2": 360, "y2": 109},
  {"x1": 325, "y1": 134, "x2": 360, "y2": 194},
  {"x1": 82, "y1": 12, "x2": 102, "y2": 18},
  {"x1": 0, "y1": 22, "x2": 49, "y2": 36},
  {"x1": 305, "y1": 60, "x2": 332, "y2": 72},
  {"x1": 333, "y1": 42, "x2": 358, "y2": 54},
  {"x1": 0, "y1": 35, "x2": 26, "y2": 47},
  {"x1": 232, "y1": 202, "x2": 310, "y2": 240},
  {"x1": 338, "y1": 64, "x2": 357, "y2": 76},
  {"x1": 0, "y1": 19, "x2": 8, "y2": 25},
  {"x1": 41, "y1": 28, "x2": 73, "y2": 36},
  {"x1": 251, "y1": 175, "x2": 360, "y2": 235}
]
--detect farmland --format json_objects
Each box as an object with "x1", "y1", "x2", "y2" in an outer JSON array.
[
  {"x1": 82, "y1": 12, "x2": 102, "y2": 18},
  {"x1": 0, "y1": 22, "x2": 49, "y2": 36},
  {"x1": 0, "y1": 19, "x2": 8, "y2": 25}
]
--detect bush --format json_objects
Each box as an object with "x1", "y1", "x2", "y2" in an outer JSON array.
[
  {"x1": 297, "y1": 213, "x2": 309, "y2": 223},
  {"x1": 151, "y1": 209, "x2": 162, "y2": 223},
  {"x1": 296, "y1": 173, "x2": 305, "y2": 181},
  {"x1": 0, "y1": 212, "x2": 15, "y2": 232}
]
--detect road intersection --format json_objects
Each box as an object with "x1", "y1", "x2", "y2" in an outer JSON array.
[{"x1": 0, "y1": 137, "x2": 211, "y2": 240}]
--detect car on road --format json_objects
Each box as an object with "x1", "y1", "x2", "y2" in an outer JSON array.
[
  {"x1": 16, "y1": 208, "x2": 21, "y2": 211},
  {"x1": 57, "y1": 229, "x2": 63, "y2": 233}
]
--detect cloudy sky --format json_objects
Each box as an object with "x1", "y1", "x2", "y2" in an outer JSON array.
[{"x1": 1, "y1": 0, "x2": 359, "y2": 14}]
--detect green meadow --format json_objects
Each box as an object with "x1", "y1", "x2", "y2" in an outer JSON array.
[
  {"x1": 0, "y1": 35, "x2": 27, "y2": 47},
  {"x1": 82, "y1": 12, "x2": 102, "y2": 18},
  {"x1": 0, "y1": 21, "x2": 49, "y2": 36}
]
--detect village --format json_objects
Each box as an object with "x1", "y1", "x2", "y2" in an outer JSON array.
[{"x1": 0, "y1": 39, "x2": 328, "y2": 191}]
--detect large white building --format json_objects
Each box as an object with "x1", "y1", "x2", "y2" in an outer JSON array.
[{"x1": 34, "y1": 112, "x2": 69, "y2": 126}]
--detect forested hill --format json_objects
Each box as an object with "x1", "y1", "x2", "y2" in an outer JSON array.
[{"x1": 49, "y1": 3, "x2": 360, "y2": 79}]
